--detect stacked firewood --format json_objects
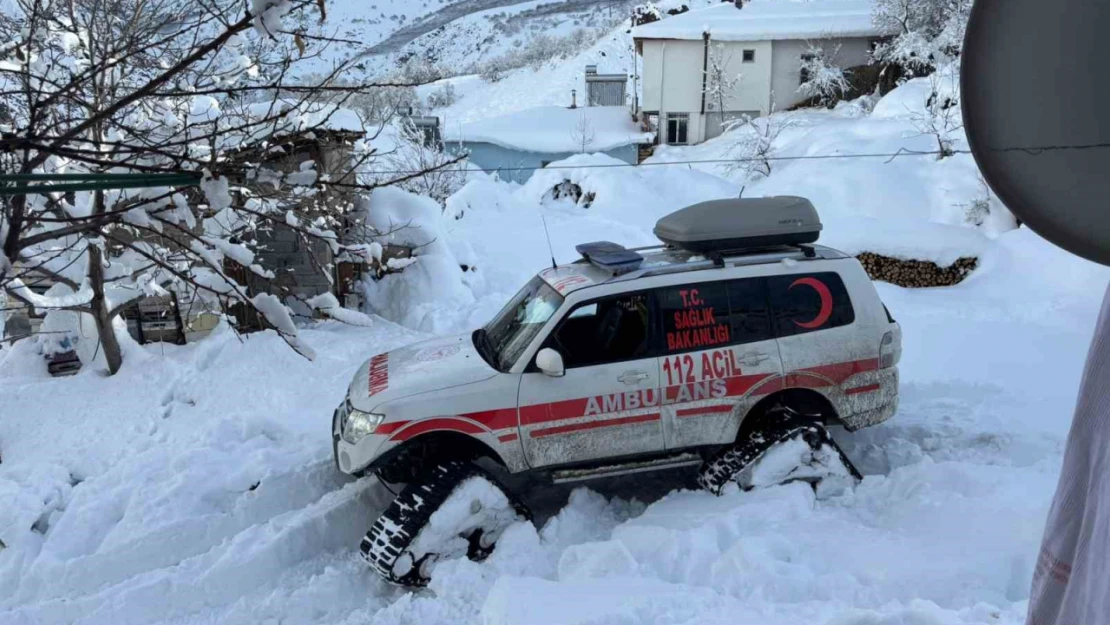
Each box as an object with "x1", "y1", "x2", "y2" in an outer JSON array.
[{"x1": 855, "y1": 252, "x2": 979, "y2": 288}]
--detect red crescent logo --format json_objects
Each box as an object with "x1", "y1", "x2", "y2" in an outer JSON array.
[{"x1": 789, "y1": 277, "x2": 833, "y2": 329}]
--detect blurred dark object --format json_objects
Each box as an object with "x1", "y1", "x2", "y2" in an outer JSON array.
[{"x1": 962, "y1": 1, "x2": 1110, "y2": 265}]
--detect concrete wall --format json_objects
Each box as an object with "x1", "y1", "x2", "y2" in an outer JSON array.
[
  {"x1": 450, "y1": 142, "x2": 640, "y2": 184},
  {"x1": 771, "y1": 37, "x2": 874, "y2": 110}
]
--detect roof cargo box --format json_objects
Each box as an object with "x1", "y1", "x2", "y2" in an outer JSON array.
[{"x1": 653, "y1": 196, "x2": 821, "y2": 253}]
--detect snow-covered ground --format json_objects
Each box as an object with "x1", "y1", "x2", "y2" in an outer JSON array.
[
  {"x1": 4, "y1": 34, "x2": 1110, "y2": 625},
  {"x1": 2, "y1": 206, "x2": 1105, "y2": 624}
]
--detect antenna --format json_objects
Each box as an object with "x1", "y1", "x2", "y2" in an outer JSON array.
[{"x1": 540, "y1": 214, "x2": 557, "y2": 270}]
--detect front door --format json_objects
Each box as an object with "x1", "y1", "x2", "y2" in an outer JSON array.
[
  {"x1": 518, "y1": 292, "x2": 665, "y2": 468},
  {"x1": 656, "y1": 278, "x2": 784, "y2": 449}
]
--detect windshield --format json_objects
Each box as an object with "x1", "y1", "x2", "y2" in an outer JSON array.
[{"x1": 482, "y1": 276, "x2": 563, "y2": 371}]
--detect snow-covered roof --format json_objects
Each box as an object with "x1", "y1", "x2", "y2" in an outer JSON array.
[
  {"x1": 444, "y1": 106, "x2": 654, "y2": 154},
  {"x1": 631, "y1": 0, "x2": 896, "y2": 42}
]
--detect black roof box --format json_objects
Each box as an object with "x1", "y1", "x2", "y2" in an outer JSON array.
[{"x1": 653, "y1": 196, "x2": 821, "y2": 253}]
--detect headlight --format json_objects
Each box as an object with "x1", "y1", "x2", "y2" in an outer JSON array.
[{"x1": 341, "y1": 404, "x2": 386, "y2": 444}]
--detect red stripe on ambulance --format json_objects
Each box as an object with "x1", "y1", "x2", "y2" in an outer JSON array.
[{"x1": 368, "y1": 353, "x2": 389, "y2": 396}]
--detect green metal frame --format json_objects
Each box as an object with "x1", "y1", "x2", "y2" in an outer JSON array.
[{"x1": 0, "y1": 172, "x2": 202, "y2": 195}]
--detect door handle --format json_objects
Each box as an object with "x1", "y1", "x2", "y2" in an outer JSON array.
[
  {"x1": 738, "y1": 352, "x2": 770, "y2": 366},
  {"x1": 618, "y1": 370, "x2": 650, "y2": 385}
]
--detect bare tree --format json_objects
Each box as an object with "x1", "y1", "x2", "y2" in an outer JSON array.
[
  {"x1": 909, "y1": 72, "x2": 962, "y2": 159},
  {"x1": 798, "y1": 42, "x2": 850, "y2": 106},
  {"x1": 0, "y1": 0, "x2": 459, "y2": 374},
  {"x1": 725, "y1": 98, "x2": 792, "y2": 180},
  {"x1": 384, "y1": 120, "x2": 466, "y2": 203},
  {"x1": 703, "y1": 43, "x2": 741, "y2": 127},
  {"x1": 571, "y1": 113, "x2": 596, "y2": 153}
]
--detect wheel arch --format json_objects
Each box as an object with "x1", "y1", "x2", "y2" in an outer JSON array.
[
  {"x1": 370, "y1": 430, "x2": 509, "y2": 482},
  {"x1": 734, "y1": 388, "x2": 840, "y2": 441}
]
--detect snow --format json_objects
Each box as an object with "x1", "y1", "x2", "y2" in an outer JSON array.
[
  {"x1": 307, "y1": 293, "x2": 376, "y2": 327},
  {"x1": 251, "y1": 293, "x2": 316, "y2": 360},
  {"x1": 631, "y1": 0, "x2": 899, "y2": 42},
  {"x1": 444, "y1": 106, "x2": 653, "y2": 153},
  {"x1": 400, "y1": 475, "x2": 524, "y2": 577}
]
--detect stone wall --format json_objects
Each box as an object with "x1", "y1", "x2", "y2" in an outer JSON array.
[{"x1": 855, "y1": 252, "x2": 979, "y2": 288}]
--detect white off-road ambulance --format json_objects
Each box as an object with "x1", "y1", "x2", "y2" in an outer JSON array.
[{"x1": 331, "y1": 196, "x2": 902, "y2": 585}]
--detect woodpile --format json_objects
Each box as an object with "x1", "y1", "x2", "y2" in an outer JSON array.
[{"x1": 856, "y1": 252, "x2": 978, "y2": 288}]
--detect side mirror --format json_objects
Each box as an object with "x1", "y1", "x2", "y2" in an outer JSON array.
[{"x1": 535, "y1": 348, "x2": 565, "y2": 378}]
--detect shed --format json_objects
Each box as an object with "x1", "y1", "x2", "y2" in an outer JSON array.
[
  {"x1": 445, "y1": 106, "x2": 654, "y2": 183},
  {"x1": 585, "y1": 65, "x2": 628, "y2": 107}
]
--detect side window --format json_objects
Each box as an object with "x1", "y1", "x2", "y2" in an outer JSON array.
[
  {"x1": 727, "y1": 277, "x2": 772, "y2": 343},
  {"x1": 547, "y1": 293, "x2": 651, "y2": 368},
  {"x1": 767, "y1": 272, "x2": 855, "y2": 337},
  {"x1": 658, "y1": 282, "x2": 731, "y2": 353}
]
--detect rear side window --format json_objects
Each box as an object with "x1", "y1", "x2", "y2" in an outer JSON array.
[
  {"x1": 767, "y1": 272, "x2": 855, "y2": 336},
  {"x1": 727, "y1": 277, "x2": 772, "y2": 344},
  {"x1": 656, "y1": 278, "x2": 772, "y2": 353},
  {"x1": 657, "y1": 282, "x2": 732, "y2": 352}
]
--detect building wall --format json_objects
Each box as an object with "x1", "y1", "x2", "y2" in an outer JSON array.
[
  {"x1": 639, "y1": 35, "x2": 875, "y2": 143},
  {"x1": 771, "y1": 37, "x2": 874, "y2": 110},
  {"x1": 641, "y1": 39, "x2": 705, "y2": 114},
  {"x1": 450, "y1": 142, "x2": 640, "y2": 184},
  {"x1": 640, "y1": 38, "x2": 773, "y2": 145}
]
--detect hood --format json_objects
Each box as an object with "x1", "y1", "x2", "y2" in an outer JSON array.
[{"x1": 347, "y1": 332, "x2": 496, "y2": 411}]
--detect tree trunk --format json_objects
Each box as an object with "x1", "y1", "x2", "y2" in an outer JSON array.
[{"x1": 87, "y1": 244, "x2": 123, "y2": 375}]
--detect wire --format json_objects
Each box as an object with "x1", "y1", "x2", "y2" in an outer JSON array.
[{"x1": 340, "y1": 141, "x2": 1110, "y2": 177}]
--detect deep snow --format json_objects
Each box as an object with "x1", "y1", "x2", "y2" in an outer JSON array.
[{"x1": 4, "y1": 56, "x2": 1110, "y2": 625}]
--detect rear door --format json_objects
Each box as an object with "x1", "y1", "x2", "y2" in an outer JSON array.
[
  {"x1": 768, "y1": 270, "x2": 875, "y2": 396},
  {"x1": 517, "y1": 291, "x2": 665, "y2": 468},
  {"x1": 657, "y1": 277, "x2": 784, "y2": 449}
]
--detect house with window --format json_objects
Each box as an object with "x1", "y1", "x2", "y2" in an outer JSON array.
[
  {"x1": 632, "y1": 0, "x2": 896, "y2": 145},
  {"x1": 445, "y1": 105, "x2": 654, "y2": 183}
]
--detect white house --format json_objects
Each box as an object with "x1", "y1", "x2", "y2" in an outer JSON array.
[{"x1": 632, "y1": 0, "x2": 896, "y2": 145}]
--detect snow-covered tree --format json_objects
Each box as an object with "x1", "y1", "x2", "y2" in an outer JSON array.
[
  {"x1": 872, "y1": 0, "x2": 973, "y2": 72},
  {"x1": 0, "y1": 0, "x2": 456, "y2": 374},
  {"x1": 798, "y1": 43, "x2": 850, "y2": 106},
  {"x1": 703, "y1": 43, "x2": 741, "y2": 126}
]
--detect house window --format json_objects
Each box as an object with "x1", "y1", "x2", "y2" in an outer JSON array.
[
  {"x1": 800, "y1": 53, "x2": 816, "y2": 84},
  {"x1": 742, "y1": 49, "x2": 755, "y2": 63},
  {"x1": 666, "y1": 113, "x2": 689, "y2": 144}
]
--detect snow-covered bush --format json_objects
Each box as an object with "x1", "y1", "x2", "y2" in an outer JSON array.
[
  {"x1": 426, "y1": 82, "x2": 458, "y2": 109},
  {"x1": 724, "y1": 111, "x2": 792, "y2": 180},
  {"x1": 798, "y1": 44, "x2": 850, "y2": 106},
  {"x1": 872, "y1": 0, "x2": 972, "y2": 72},
  {"x1": 632, "y1": 3, "x2": 664, "y2": 26}
]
